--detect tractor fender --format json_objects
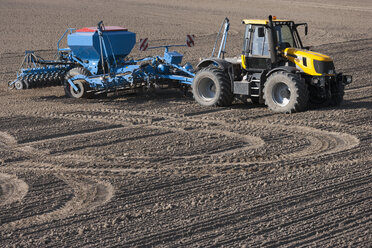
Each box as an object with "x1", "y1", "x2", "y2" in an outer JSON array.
[
  {"x1": 266, "y1": 66, "x2": 299, "y2": 77},
  {"x1": 196, "y1": 58, "x2": 232, "y2": 71}
]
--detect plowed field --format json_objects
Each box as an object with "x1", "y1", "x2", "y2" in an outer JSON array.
[{"x1": 0, "y1": 0, "x2": 371, "y2": 247}]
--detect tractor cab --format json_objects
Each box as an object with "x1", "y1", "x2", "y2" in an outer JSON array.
[{"x1": 241, "y1": 18, "x2": 306, "y2": 71}]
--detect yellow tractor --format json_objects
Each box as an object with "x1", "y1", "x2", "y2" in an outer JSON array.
[{"x1": 192, "y1": 16, "x2": 352, "y2": 113}]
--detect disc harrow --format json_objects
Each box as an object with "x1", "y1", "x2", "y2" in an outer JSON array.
[
  {"x1": 9, "y1": 51, "x2": 73, "y2": 90},
  {"x1": 13, "y1": 66, "x2": 71, "y2": 89}
]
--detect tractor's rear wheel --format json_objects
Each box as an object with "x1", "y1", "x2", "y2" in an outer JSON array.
[
  {"x1": 263, "y1": 71, "x2": 309, "y2": 113},
  {"x1": 64, "y1": 68, "x2": 93, "y2": 99},
  {"x1": 192, "y1": 67, "x2": 233, "y2": 107}
]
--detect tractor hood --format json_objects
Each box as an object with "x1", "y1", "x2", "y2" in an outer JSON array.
[{"x1": 283, "y1": 48, "x2": 336, "y2": 76}]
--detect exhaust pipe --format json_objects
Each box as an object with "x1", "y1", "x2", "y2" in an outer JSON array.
[{"x1": 267, "y1": 15, "x2": 278, "y2": 65}]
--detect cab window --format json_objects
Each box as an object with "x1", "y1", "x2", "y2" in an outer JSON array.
[
  {"x1": 275, "y1": 24, "x2": 296, "y2": 49},
  {"x1": 242, "y1": 24, "x2": 251, "y2": 55},
  {"x1": 251, "y1": 26, "x2": 269, "y2": 57}
]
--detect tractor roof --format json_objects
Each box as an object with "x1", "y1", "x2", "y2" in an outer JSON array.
[{"x1": 242, "y1": 19, "x2": 292, "y2": 25}]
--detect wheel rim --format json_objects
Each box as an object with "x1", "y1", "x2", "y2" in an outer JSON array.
[
  {"x1": 70, "y1": 81, "x2": 84, "y2": 98},
  {"x1": 198, "y1": 77, "x2": 216, "y2": 101},
  {"x1": 272, "y1": 82, "x2": 291, "y2": 106},
  {"x1": 14, "y1": 80, "x2": 23, "y2": 90}
]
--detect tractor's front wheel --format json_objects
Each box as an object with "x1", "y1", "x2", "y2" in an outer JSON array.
[
  {"x1": 263, "y1": 71, "x2": 309, "y2": 113},
  {"x1": 192, "y1": 67, "x2": 233, "y2": 107},
  {"x1": 64, "y1": 68, "x2": 93, "y2": 99}
]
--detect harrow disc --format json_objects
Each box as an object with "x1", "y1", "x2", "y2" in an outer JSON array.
[{"x1": 23, "y1": 80, "x2": 30, "y2": 89}]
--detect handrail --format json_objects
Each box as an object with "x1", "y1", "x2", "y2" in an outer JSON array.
[
  {"x1": 212, "y1": 17, "x2": 230, "y2": 59},
  {"x1": 57, "y1": 28, "x2": 75, "y2": 52}
]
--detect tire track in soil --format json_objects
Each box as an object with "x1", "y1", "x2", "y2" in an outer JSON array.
[
  {"x1": 0, "y1": 131, "x2": 115, "y2": 230},
  {"x1": 345, "y1": 84, "x2": 372, "y2": 93},
  {"x1": 18, "y1": 109, "x2": 266, "y2": 164},
  {"x1": 0, "y1": 173, "x2": 28, "y2": 206},
  {"x1": 0, "y1": 99, "x2": 362, "y2": 233},
  {"x1": 26, "y1": 107, "x2": 360, "y2": 167},
  {"x1": 144, "y1": 113, "x2": 359, "y2": 170},
  {"x1": 2, "y1": 106, "x2": 362, "y2": 170},
  {"x1": 17, "y1": 125, "x2": 128, "y2": 147},
  {"x1": 40, "y1": 109, "x2": 359, "y2": 153},
  {"x1": 153, "y1": 118, "x2": 360, "y2": 163},
  {"x1": 0, "y1": 168, "x2": 114, "y2": 231}
]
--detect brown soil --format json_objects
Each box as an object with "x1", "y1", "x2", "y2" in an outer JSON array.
[{"x1": 0, "y1": 0, "x2": 371, "y2": 247}]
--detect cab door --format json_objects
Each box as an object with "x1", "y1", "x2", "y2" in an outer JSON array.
[{"x1": 242, "y1": 25, "x2": 272, "y2": 70}]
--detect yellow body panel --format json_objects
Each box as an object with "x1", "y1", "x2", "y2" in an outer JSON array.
[
  {"x1": 284, "y1": 48, "x2": 332, "y2": 62},
  {"x1": 241, "y1": 48, "x2": 334, "y2": 76},
  {"x1": 283, "y1": 48, "x2": 333, "y2": 76},
  {"x1": 241, "y1": 55, "x2": 247, "y2": 70},
  {"x1": 242, "y1": 19, "x2": 290, "y2": 25}
]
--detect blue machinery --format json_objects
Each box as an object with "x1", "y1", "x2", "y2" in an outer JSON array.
[{"x1": 9, "y1": 21, "x2": 195, "y2": 98}]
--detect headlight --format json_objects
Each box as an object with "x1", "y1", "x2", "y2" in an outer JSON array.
[{"x1": 345, "y1": 75, "x2": 352, "y2": 85}]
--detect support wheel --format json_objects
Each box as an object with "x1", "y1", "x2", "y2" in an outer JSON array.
[
  {"x1": 263, "y1": 71, "x2": 309, "y2": 113},
  {"x1": 64, "y1": 68, "x2": 93, "y2": 98},
  {"x1": 14, "y1": 80, "x2": 25, "y2": 90},
  {"x1": 192, "y1": 67, "x2": 233, "y2": 107}
]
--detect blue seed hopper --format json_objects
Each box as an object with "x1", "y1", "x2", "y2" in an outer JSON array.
[{"x1": 67, "y1": 26, "x2": 136, "y2": 74}]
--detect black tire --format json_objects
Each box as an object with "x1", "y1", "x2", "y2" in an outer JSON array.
[
  {"x1": 64, "y1": 68, "x2": 92, "y2": 98},
  {"x1": 330, "y1": 81, "x2": 344, "y2": 106},
  {"x1": 308, "y1": 84, "x2": 328, "y2": 107},
  {"x1": 263, "y1": 71, "x2": 309, "y2": 113},
  {"x1": 192, "y1": 67, "x2": 233, "y2": 107}
]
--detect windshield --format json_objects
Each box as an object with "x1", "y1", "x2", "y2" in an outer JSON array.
[{"x1": 275, "y1": 24, "x2": 296, "y2": 49}]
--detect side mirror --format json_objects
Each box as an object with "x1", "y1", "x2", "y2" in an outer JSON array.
[
  {"x1": 257, "y1": 27, "x2": 265, "y2": 37},
  {"x1": 305, "y1": 24, "x2": 308, "y2": 36}
]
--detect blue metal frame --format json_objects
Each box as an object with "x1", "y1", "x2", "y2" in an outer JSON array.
[
  {"x1": 11, "y1": 21, "x2": 195, "y2": 94},
  {"x1": 66, "y1": 22, "x2": 195, "y2": 93},
  {"x1": 66, "y1": 46, "x2": 195, "y2": 92},
  {"x1": 57, "y1": 28, "x2": 75, "y2": 53}
]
